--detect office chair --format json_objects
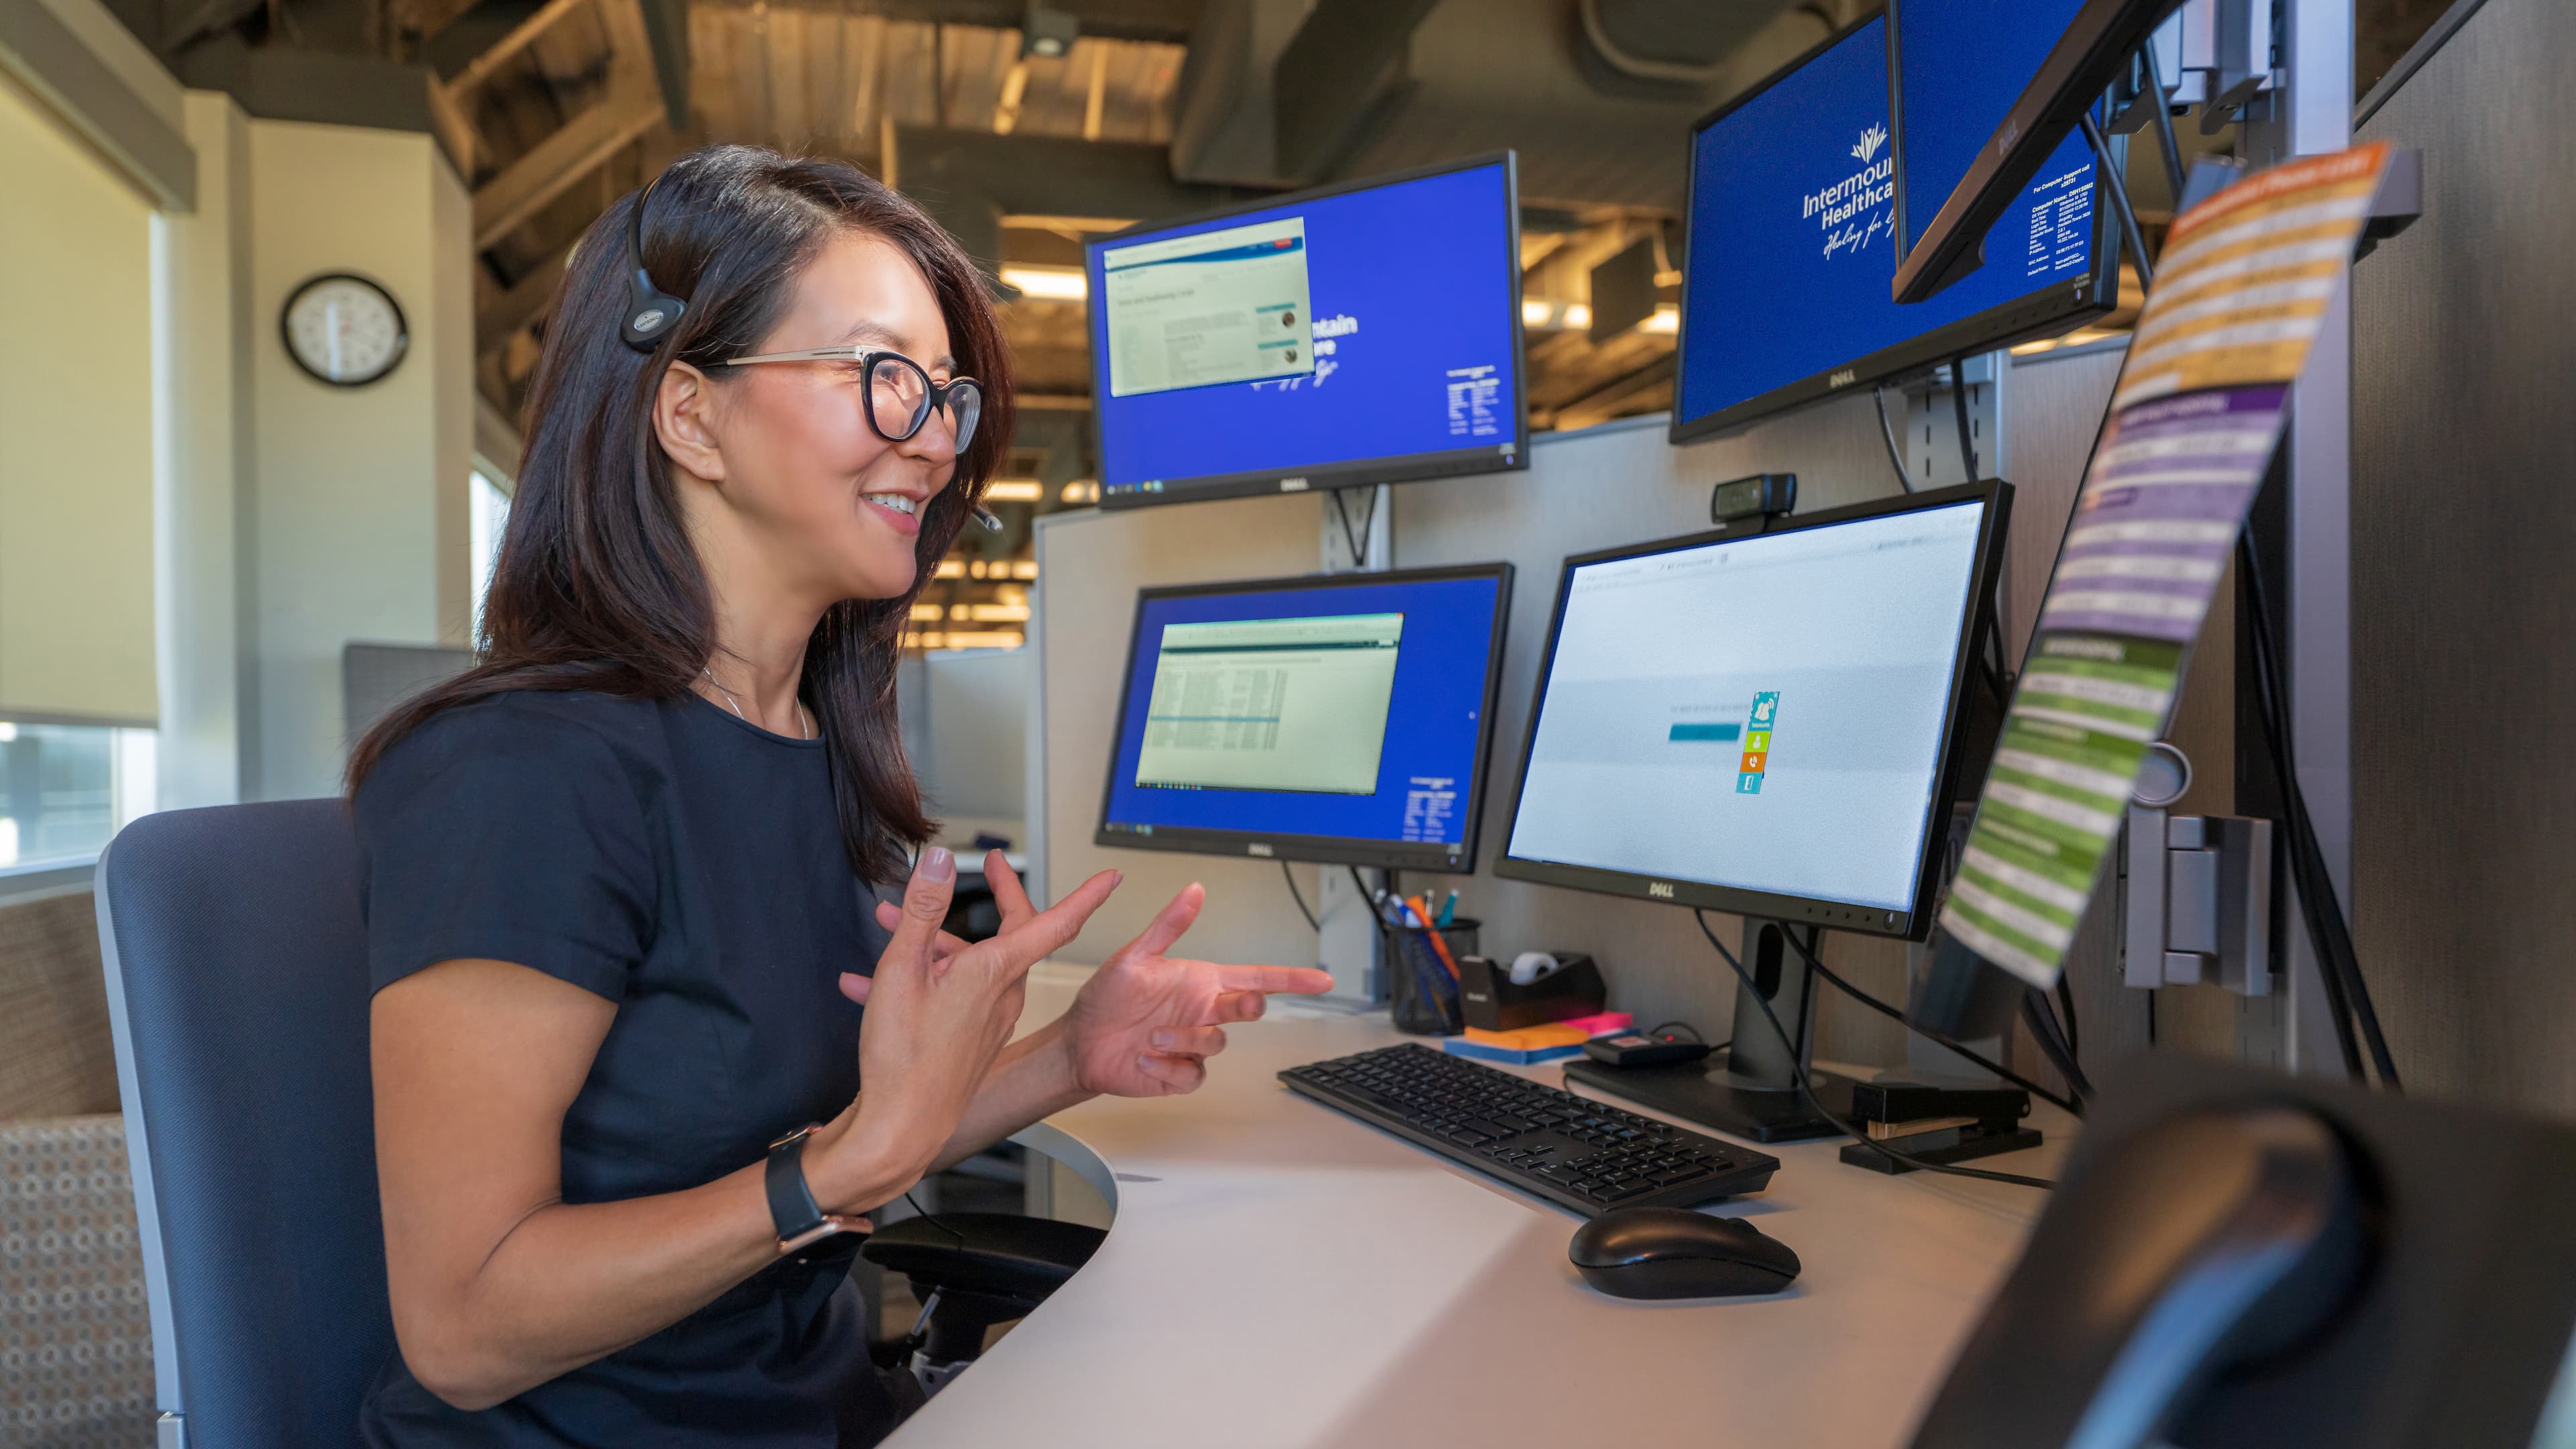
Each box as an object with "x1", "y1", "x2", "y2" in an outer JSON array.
[{"x1": 96, "y1": 800, "x2": 1102, "y2": 1447}]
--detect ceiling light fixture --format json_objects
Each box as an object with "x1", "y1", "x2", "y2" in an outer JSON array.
[
  {"x1": 1022, "y1": 1, "x2": 1078, "y2": 58},
  {"x1": 998, "y1": 265, "x2": 1087, "y2": 301}
]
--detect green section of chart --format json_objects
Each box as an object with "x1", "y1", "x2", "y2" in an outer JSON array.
[{"x1": 1941, "y1": 634, "x2": 2181, "y2": 985}]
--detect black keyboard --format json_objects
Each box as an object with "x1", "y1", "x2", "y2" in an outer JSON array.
[{"x1": 1279, "y1": 1043, "x2": 1780, "y2": 1217}]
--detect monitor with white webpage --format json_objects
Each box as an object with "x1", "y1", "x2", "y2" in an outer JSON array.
[
  {"x1": 1086, "y1": 154, "x2": 1527, "y2": 508},
  {"x1": 1495, "y1": 482, "x2": 2010, "y2": 938},
  {"x1": 1096, "y1": 564, "x2": 1513, "y2": 873}
]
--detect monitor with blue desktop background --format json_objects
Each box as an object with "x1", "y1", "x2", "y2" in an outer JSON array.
[
  {"x1": 1888, "y1": 0, "x2": 2098, "y2": 259},
  {"x1": 1670, "y1": 11, "x2": 2114, "y2": 442},
  {"x1": 1087, "y1": 156, "x2": 1527, "y2": 509},
  {"x1": 1097, "y1": 564, "x2": 1513, "y2": 872},
  {"x1": 1494, "y1": 482, "x2": 2008, "y2": 938}
]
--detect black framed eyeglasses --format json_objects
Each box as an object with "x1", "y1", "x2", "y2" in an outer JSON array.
[{"x1": 726, "y1": 345, "x2": 983, "y2": 453}]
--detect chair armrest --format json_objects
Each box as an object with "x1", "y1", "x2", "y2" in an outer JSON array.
[{"x1": 861, "y1": 1212, "x2": 1105, "y2": 1305}]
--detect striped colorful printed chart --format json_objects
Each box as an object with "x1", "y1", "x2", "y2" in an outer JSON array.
[{"x1": 1939, "y1": 144, "x2": 2393, "y2": 989}]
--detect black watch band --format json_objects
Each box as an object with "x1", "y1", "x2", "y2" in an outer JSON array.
[{"x1": 765, "y1": 1125, "x2": 854, "y2": 1253}]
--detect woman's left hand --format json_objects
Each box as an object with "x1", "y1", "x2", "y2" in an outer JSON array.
[
  {"x1": 862, "y1": 858, "x2": 1333, "y2": 1097},
  {"x1": 1059, "y1": 882, "x2": 1334, "y2": 1097}
]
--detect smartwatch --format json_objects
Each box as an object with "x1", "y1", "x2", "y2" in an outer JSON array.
[{"x1": 765, "y1": 1124, "x2": 865, "y2": 1254}]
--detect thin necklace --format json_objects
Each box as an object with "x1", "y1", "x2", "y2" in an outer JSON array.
[{"x1": 702, "y1": 665, "x2": 811, "y2": 740}]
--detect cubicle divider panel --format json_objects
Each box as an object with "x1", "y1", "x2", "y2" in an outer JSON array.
[
  {"x1": 1032, "y1": 354, "x2": 2150, "y2": 1075},
  {"x1": 2353, "y1": 0, "x2": 2576, "y2": 1116},
  {"x1": 1032, "y1": 492, "x2": 1332, "y2": 979}
]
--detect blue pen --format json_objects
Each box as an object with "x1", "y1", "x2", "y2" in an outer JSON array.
[
  {"x1": 1396, "y1": 900, "x2": 1459, "y2": 1005},
  {"x1": 1436, "y1": 891, "x2": 1458, "y2": 927}
]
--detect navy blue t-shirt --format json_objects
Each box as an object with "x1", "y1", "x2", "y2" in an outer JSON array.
[{"x1": 352, "y1": 689, "x2": 898, "y2": 1446}]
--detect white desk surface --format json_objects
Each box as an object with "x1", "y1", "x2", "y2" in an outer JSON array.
[{"x1": 889, "y1": 963, "x2": 2070, "y2": 1448}]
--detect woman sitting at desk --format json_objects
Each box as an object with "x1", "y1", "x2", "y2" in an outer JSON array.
[{"x1": 347, "y1": 144, "x2": 1334, "y2": 1445}]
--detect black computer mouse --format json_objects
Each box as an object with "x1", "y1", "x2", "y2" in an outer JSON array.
[{"x1": 1568, "y1": 1205, "x2": 1801, "y2": 1299}]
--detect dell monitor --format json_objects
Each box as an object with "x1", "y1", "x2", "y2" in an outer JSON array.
[
  {"x1": 1890, "y1": 0, "x2": 2103, "y2": 262},
  {"x1": 1499, "y1": 483, "x2": 2010, "y2": 1140},
  {"x1": 1096, "y1": 564, "x2": 1513, "y2": 873},
  {"x1": 1671, "y1": 13, "x2": 2116, "y2": 442},
  {"x1": 1893, "y1": 0, "x2": 2180, "y2": 304},
  {"x1": 1495, "y1": 482, "x2": 2010, "y2": 938},
  {"x1": 1087, "y1": 154, "x2": 1528, "y2": 508}
]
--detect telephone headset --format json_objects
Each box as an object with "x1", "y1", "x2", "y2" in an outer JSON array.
[{"x1": 619, "y1": 172, "x2": 1003, "y2": 532}]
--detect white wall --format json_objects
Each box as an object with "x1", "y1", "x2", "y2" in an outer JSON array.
[
  {"x1": 1034, "y1": 494, "x2": 1330, "y2": 977},
  {"x1": 244, "y1": 119, "x2": 474, "y2": 800},
  {"x1": 154, "y1": 90, "x2": 258, "y2": 809}
]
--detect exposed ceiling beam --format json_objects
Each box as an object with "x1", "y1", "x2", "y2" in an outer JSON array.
[
  {"x1": 635, "y1": 0, "x2": 689, "y2": 131},
  {"x1": 405, "y1": 0, "x2": 495, "y2": 44},
  {"x1": 1271, "y1": 0, "x2": 1438, "y2": 182},
  {"x1": 158, "y1": 0, "x2": 265, "y2": 52},
  {"x1": 900, "y1": 127, "x2": 1252, "y2": 227},
  {"x1": 470, "y1": 0, "x2": 664, "y2": 248},
  {"x1": 473, "y1": 85, "x2": 659, "y2": 247},
  {"x1": 686, "y1": 0, "x2": 1201, "y2": 44},
  {"x1": 425, "y1": 68, "x2": 480, "y2": 175},
  {"x1": 478, "y1": 243, "x2": 572, "y2": 354},
  {"x1": 895, "y1": 126, "x2": 1263, "y2": 270},
  {"x1": 447, "y1": 0, "x2": 592, "y2": 93}
]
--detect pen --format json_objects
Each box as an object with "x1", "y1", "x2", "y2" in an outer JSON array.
[
  {"x1": 1437, "y1": 891, "x2": 1458, "y2": 927},
  {"x1": 1406, "y1": 896, "x2": 1462, "y2": 978}
]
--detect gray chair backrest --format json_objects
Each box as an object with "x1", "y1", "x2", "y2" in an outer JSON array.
[{"x1": 95, "y1": 799, "x2": 390, "y2": 1449}]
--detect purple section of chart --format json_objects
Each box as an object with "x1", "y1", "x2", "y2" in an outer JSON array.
[{"x1": 2039, "y1": 386, "x2": 2289, "y2": 641}]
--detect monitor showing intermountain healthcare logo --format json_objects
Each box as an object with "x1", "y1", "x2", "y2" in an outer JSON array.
[{"x1": 1672, "y1": 11, "x2": 2106, "y2": 438}]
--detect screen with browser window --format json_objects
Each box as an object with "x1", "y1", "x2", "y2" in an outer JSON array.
[{"x1": 1099, "y1": 568, "x2": 1510, "y2": 869}]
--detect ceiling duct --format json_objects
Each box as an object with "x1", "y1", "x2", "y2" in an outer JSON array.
[{"x1": 1170, "y1": 0, "x2": 1831, "y2": 210}]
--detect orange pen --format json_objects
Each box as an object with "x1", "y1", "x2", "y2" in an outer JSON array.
[{"x1": 1407, "y1": 896, "x2": 1462, "y2": 978}]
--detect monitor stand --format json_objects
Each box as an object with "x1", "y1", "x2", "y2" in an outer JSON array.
[{"x1": 1564, "y1": 918, "x2": 1857, "y2": 1143}]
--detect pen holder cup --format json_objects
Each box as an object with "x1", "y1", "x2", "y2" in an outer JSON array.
[{"x1": 1387, "y1": 919, "x2": 1477, "y2": 1036}]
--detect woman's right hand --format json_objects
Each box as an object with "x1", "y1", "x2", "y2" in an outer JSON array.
[{"x1": 808, "y1": 847, "x2": 1118, "y2": 1210}]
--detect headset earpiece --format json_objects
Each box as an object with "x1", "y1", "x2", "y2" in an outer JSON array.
[{"x1": 621, "y1": 175, "x2": 686, "y2": 354}]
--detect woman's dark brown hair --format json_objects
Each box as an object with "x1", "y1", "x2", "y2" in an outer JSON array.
[{"x1": 347, "y1": 144, "x2": 1009, "y2": 881}]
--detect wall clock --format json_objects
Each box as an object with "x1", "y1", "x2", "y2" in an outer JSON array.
[{"x1": 280, "y1": 272, "x2": 409, "y2": 387}]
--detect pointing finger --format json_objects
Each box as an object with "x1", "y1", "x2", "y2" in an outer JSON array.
[
  {"x1": 838, "y1": 971, "x2": 873, "y2": 1005},
  {"x1": 1215, "y1": 964, "x2": 1336, "y2": 996}
]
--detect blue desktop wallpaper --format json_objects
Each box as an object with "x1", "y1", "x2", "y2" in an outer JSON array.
[
  {"x1": 1100, "y1": 574, "x2": 1505, "y2": 849},
  {"x1": 1896, "y1": 0, "x2": 2095, "y2": 254},
  {"x1": 1676, "y1": 14, "x2": 2099, "y2": 428},
  {"x1": 1089, "y1": 162, "x2": 1520, "y2": 492}
]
